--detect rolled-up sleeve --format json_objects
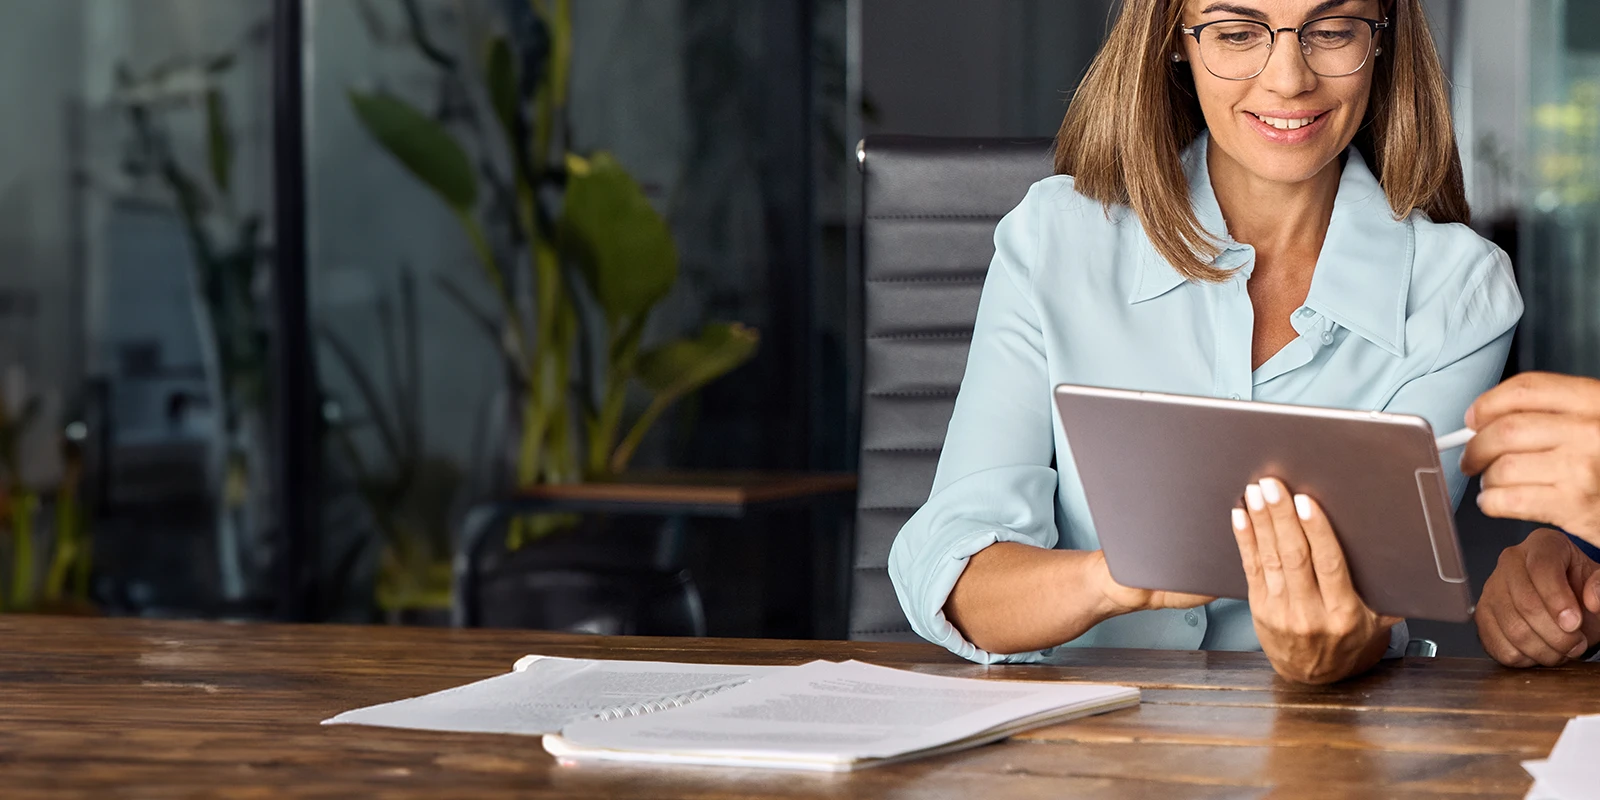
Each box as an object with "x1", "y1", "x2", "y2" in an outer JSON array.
[{"x1": 887, "y1": 184, "x2": 1063, "y2": 664}]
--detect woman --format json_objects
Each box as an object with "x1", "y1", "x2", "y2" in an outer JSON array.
[{"x1": 888, "y1": 0, "x2": 1523, "y2": 684}]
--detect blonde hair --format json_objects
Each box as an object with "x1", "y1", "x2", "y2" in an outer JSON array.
[{"x1": 1054, "y1": 0, "x2": 1467, "y2": 282}]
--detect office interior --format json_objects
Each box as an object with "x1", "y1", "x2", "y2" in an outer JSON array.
[{"x1": 0, "y1": 0, "x2": 1596, "y2": 661}]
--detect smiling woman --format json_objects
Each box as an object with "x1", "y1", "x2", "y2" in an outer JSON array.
[
  {"x1": 888, "y1": 0, "x2": 1523, "y2": 685},
  {"x1": 1058, "y1": 0, "x2": 1463, "y2": 283}
]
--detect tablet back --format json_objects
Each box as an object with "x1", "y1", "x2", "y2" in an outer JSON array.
[{"x1": 1052, "y1": 384, "x2": 1472, "y2": 623}]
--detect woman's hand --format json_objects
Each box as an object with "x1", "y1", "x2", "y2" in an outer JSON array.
[
  {"x1": 946, "y1": 545, "x2": 1212, "y2": 656},
  {"x1": 1090, "y1": 550, "x2": 1216, "y2": 616},
  {"x1": 1232, "y1": 478, "x2": 1401, "y2": 684}
]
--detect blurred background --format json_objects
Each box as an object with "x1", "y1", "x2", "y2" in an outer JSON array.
[{"x1": 0, "y1": 0, "x2": 1593, "y2": 656}]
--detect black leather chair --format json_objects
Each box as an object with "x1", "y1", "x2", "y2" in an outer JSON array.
[
  {"x1": 849, "y1": 135, "x2": 1444, "y2": 657},
  {"x1": 850, "y1": 136, "x2": 1054, "y2": 642}
]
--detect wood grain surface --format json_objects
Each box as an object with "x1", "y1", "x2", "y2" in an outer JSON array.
[{"x1": 3, "y1": 614, "x2": 1596, "y2": 798}]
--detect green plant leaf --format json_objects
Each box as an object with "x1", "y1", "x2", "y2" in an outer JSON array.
[
  {"x1": 559, "y1": 152, "x2": 676, "y2": 324},
  {"x1": 635, "y1": 322, "x2": 760, "y2": 402},
  {"x1": 205, "y1": 88, "x2": 232, "y2": 193},
  {"x1": 348, "y1": 90, "x2": 477, "y2": 213}
]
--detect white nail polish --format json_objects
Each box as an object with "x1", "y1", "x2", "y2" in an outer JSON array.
[
  {"x1": 1245, "y1": 484, "x2": 1264, "y2": 511},
  {"x1": 1232, "y1": 508, "x2": 1248, "y2": 530},
  {"x1": 1261, "y1": 479, "x2": 1281, "y2": 504},
  {"x1": 1294, "y1": 495, "x2": 1312, "y2": 521}
]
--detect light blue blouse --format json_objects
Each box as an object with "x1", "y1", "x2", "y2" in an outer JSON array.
[{"x1": 888, "y1": 132, "x2": 1524, "y2": 664}]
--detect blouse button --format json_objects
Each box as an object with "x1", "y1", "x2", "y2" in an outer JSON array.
[
  {"x1": 1185, "y1": 611, "x2": 1200, "y2": 626},
  {"x1": 1320, "y1": 329, "x2": 1336, "y2": 346}
]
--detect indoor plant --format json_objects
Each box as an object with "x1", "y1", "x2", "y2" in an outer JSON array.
[
  {"x1": 348, "y1": 0, "x2": 759, "y2": 549},
  {"x1": 0, "y1": 367, "x2": 90, "y2": 614}
]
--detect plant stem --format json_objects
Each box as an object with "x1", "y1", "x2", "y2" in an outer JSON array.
[
  {"x1": 610, "y1": 394, "x2": 675, "y2": 476},
  {"x1": 586, "y1": 316, "x2": 644, "y2": 478},
  {"x1": 456, "y1": 212, "x2": 530, "y2": 378},
  {"x1": 9, "y1": 490, "x2": 38, "y2": 611},
  {"x1": 43, "y1": 490, "x2": 80, "y2": 604}
]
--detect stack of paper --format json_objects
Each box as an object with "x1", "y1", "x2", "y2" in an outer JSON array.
[
  {"x1": 1524, "y1": 715, "x2": 1600, "y2": 800},
  {"x1": 324, "y1": 655, "x2": 1139, "y2": 771},
  {"x1": 543, "y1": 659, "x2": 1139, "y2": 771}
]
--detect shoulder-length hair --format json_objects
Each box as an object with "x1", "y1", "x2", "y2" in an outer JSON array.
[{"x1": 1055, "y1": 0, "x2": 1467, "y2": 282}]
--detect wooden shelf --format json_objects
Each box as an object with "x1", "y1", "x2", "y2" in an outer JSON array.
[{"x1": 513, "y1": 470, "x2": 858, "y2": 512}]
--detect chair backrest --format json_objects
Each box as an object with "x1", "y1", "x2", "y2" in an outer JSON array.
[{"x1": 850, "y1": 136, "x2": 1055, "y2": 641}]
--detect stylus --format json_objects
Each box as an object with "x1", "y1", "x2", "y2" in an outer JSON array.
[{"x1": 1435, "y1": 427, "x2": 1476, "y2": 452}]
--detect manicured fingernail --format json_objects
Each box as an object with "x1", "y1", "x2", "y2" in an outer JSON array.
[
  {"x1": 1294, "y1": 495, "x2": 1312, "y2": 521},
  {"x1": 1570, "y1": 640, "x2": 1588, "y2": 659},
  {"x1": 1260, "y1": 479, "x2": 1281, "y2": 504},
  {"x1": 1245, "y1": 484, "x2": 1265, "y2": 510},
  {"x1": 1560, "y1": 609, "x2": 1581, "y2": 632},
  {"x1": 1232, "y1": 508, "x2": 1248, "y2": 530},
  {"x1": 1464, "y1": 406, "x2": 1477, "y2": 429}
]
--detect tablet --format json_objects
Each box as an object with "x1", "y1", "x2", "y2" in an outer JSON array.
[{"x1": 1052, "y1": 384, "x2": 1472, "y2": 623}]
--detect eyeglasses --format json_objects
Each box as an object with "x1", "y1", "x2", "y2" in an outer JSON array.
[{"x1": 1179, "y1": 16, "x2": 1389, "y2": 81}]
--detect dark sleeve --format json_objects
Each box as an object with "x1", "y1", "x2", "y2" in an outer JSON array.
[{"x1": 1569, "y1": 532, "x2": 1600, "y2": 563}]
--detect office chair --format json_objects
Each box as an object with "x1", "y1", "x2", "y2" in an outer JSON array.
[{"x1": 849, "y1": 135, "x2": 1439, "y2": 658}]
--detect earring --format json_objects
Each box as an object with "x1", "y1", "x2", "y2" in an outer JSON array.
[
  {"x1": 1171, "y1": 52, "x2": 1183, "y2": 62},
  {"x1": 1375, "y1": 46, "x2": 1383, "y2": 56}
]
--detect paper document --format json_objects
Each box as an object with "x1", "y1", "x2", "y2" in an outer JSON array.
[
  {"x1": 546, "y1": 659, "x2": 1139, "y2": 770},
  {"x1": 1522, "y1": 715, "x2": 1600, "y2": 800},
  {"x1": 323, "y1": 656, "x2": 778, "y2": 735}
]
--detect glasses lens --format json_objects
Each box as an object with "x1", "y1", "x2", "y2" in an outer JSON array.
[
  {"x1": 1300, "y1": 18, "x2": 1374, "y2": 76},
  {"x1": 1199, "y1": 21, "x2": 1272, "y2": 79}
]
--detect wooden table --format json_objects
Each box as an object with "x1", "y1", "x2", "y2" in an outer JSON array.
[{"x1": 4, "y1": 615, "x2": 1596, "y2": 798}]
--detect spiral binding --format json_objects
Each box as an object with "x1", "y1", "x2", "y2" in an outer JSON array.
[{"x1": 590, "y1": 680, "x2": 748, "y2": 722}]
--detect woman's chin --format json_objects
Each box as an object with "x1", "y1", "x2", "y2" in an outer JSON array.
[{"x1": 1225, "y1": 145, "x2": 1342, "y2": 187}]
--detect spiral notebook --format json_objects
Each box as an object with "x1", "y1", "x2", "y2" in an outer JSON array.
[{"x1": 322, "y1": 655, "x2": 781, "y2": 736}]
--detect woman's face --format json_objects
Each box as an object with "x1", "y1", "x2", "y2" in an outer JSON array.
[{"x1": 1178, "y1": 0, "x2": 1384, "y2": 186}]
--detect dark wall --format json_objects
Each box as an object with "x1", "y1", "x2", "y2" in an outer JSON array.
[{"x1": 862, "y1": 0, "x2": 1116, "y2": 139}]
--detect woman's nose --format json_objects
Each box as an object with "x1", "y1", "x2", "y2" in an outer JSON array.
[{"x1": 1256, "y1": 34, "x2": 1318, "y2": 96}]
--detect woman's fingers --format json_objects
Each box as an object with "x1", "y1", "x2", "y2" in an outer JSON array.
[
  {"x1": 1244, "y1": 483, "x2": 1285, "y2": 597},
  {"x1": 1231, "y1": 506, "x2": 1262, "y2": 583},
  {"x1": 1292, "y1": 493, "x2": 1359, "y2": 612},
  {"x1": 1261, "y1": 478, "x2": 1324, "y2": 608}
]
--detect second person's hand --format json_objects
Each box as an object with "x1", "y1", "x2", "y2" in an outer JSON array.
[
  {"x1": 1475, "y1": 527, "x2": 1600, "y2": 667},
  {"x1": 1462, "y1": 372, "x2": 1600, "y2": 548}
]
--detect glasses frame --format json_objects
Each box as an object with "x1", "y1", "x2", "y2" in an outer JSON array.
[{"x1": 1178, "y1": 16, "x2": 1390, "y2": 81}]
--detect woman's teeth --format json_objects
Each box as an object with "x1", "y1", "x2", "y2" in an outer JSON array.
[{"x1": 1252, "y1": 113, "x2": 1319, "y2": 130}]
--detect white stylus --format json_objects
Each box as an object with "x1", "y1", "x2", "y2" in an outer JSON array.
[{"x1": 1435, "y1": 427, "x2": 1476, "y2": 452}]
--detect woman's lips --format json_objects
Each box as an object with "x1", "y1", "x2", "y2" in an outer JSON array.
[{"x1": 1243, "y1": 110, "x2": 1330, "y2": 144}]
